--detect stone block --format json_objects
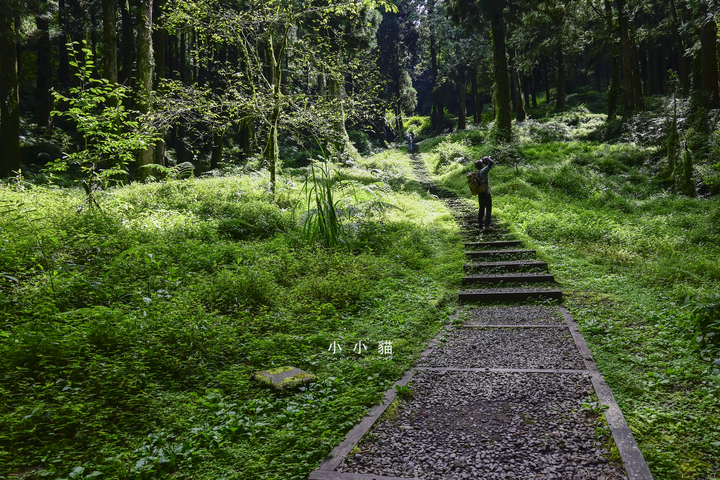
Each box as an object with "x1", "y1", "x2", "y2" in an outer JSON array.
[{"x1": 251, "y1": 366, "x2": 316, "y2": 390}]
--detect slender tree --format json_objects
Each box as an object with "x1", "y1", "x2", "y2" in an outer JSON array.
[
  {"x1": 0, "y1": 6, "x2": 21, "y2": 177},
  {"x1": 102, "y1": 0, "x2": 118, "y2": 84},
  {"x1": 36, "y1": 0, "x2": 53, "y2": 129}
]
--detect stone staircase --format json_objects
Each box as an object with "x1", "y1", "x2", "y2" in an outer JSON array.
[{"x1": 408, "y1": 153, "x2": 562, "y2": 305}]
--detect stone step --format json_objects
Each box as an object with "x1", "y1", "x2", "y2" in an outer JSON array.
[
  {"x1": 464, "y1": 260, "x2": 548, "y2": 272},
  {"x1": 464, "y1": 240, "x2": 524, "y2": 249},
  {"x1": 465, "y1": 249, "x2": 535, "y2": 258},
  {"x1": 458, "y1": 288, "x2": 563, "y2": 304},
  {"x1": 462, "y1": 273, "x2": 555, "y2": 285}
]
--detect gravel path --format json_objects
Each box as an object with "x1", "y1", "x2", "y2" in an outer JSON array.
[
  {"x1": 464, "y1": 306, "x2": 565, "y2": 325},
  {"x1": 417, "y1": 327, "x2": 585, "y2": 370},
  {"x1": 338, "y1": 371, "x2": 626, "y2": 480},
  {"x1": 316, "y1": 156, "x2": 632, "y2": 480}
]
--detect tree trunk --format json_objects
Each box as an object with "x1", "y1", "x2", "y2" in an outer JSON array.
[
  {"x1": 168, "y1": 34, "x2": 177, "y2": 79},
  {"x1": 471, "y1": 67, "x2": 481, "y2": 123},
  {"x1": 458, "y1": 65, "x2": 467, "y2": 130},
  {"x1": 604, "y1": 0, "x2": 620, "y2": 119},
  {"x1": 488, "y1": 1, "x2": 512, "y2": 141},
  {"x1": 211, "y1": 130, "x2": 224, "y2": 169},
  {"x1": 543, "y1": 59, "x2": 551, "y2": 104},
  {"x1": 329, "y1": 71, "x2": 351, "y2": 150},
  {"x1": 36, "y1": 0, "x2": 53, "y2": 130},
  {"x1": 511, "y1": 59, "x2": 525, "y2": 121},
  {"x1": 239, "y1": 119, "x2": 253, "y2": 160},
  {"x1": 180, "y1": 32, "x2": 188, "y2": 83},
  {"x1": 700, "y1": 16, "x2": 720, "y2": 109},
  {"x1": 120, "y1": 0, "x2": 134, "y2": 87},
  {"x1": 262, "y1": 25, "x2": 290, "y2": 194},
  {"x1": 616, "y1": 0, "x2": 637, "y2": 113},
  {"x1": 102, "y1": 0, "x2": 118, "y2": 84},
  {"x1": 430, "y1": 2, "x2": 442, "y2": 131},
  {"x1": 523, "y1": 73, "x2": 531, "y2": 109},
  {"x1": 555, "y1": 45, "x2": 566, "y2": 111},
  {"x1": 669, "y1": 0, "x2": 689, "y2": 96},
  {"x1": 58, "y1": 0, "x2": 70, "y2": 85},
  {"x1": 630, "y1": 28, "x2": 644, "y2": 109},
  {"x1": 531, "y1": 67, "x2": 538, "y2": 108},
  {"x1": 0, "y1": 13, "x2": 20, "y2": 177},
  {"x1": 136, "y1": 0, "x2": 154, "y2": 167},
  {"x1": 153, "y1": 0, "x2": 167, "y2": 87},
  {"x1": 691, "y1": 47, "x2": 703, "y2": 109}
]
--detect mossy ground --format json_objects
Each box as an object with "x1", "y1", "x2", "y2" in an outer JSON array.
[{"x1": 0, "y1": 149, "x2": 462, "y2": 479}]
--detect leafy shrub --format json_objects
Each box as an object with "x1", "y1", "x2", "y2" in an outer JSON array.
[
  {"x1": 594, "y1": 157, "x2": 629, "y2": 175},
  {"x1": 217, "y1": 200, "x2": 288, "y2": 240},
  {"x1": 434, "y1": 139, "x2": 472, "y2": 174},
  {"x1": 206, "y1": 267, "x2": 279, "y2": 313},
  {"x1": 489, "y1": 141, "x2": 526, "y2": 173},
  {"x1": 527, "y1": 120, "x2": 571, "y2": 143},
  {"x1": 465, "y1": 129, "x2": 487, "y2": 146},
  {"x1": 404, "y1": 116, "x2": 431, "y2": 140},
  {"x1": 688, "y1": 296, "x2": 720, "y2": 349}
]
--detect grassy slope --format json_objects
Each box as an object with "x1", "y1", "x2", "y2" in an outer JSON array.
[
  {"x1": 418, "y1": 108, "x2": 720, "y2": 479},
  {"x1": 0, "y1": 150, "x2": 463, "y2": 479}
]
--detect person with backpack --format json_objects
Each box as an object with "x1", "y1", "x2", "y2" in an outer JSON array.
[
  {"x1": 467, "y1": 156, "x2": 494, "y2": 231},
  {"x1": 408, "y1": 131, "x2": 414, "y2": 152}
]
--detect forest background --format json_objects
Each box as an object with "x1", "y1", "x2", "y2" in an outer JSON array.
[{"x1": 1, "y1": 0, "x2": 720, "y2": 478}]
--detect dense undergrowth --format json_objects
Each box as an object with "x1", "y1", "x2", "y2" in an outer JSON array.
[
  {"x1": 0, "y1": 151, "x2": 462, "y2": 479},
  {"x1": 421, "y1": 93, "x2": 720, "y2": 479}
]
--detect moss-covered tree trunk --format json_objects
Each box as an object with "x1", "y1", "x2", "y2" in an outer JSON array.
[
  {"x1": 153, "y1": 0, "x2": 168, "y2": 166},
  {"x1": 489, "y1": 1, "x2": 512, "y2": 141},
  {"x1": 0, "y1": 13, "x2": 20, "y2": 177},
  {"x1": 603, "y1": 0, "x2": 620, "y2": 120},
  {"x1": 458, "y1": 65, "x2": 467, "y2": 130},
  {"x1": 262, "y1": 25, "x2": 290, "y2": 194},
  {"x1": 136, "y1": 0, "x2": 154, "y2": 167},
  {"x1": 511, "y1": 49, "x2": 525, "y2": 121},
  {"x1": 531, "y1": 68, "x2": 538, "y2": 108}
]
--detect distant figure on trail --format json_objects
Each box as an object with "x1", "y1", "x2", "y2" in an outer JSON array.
[
  {"x1": 408, "y1": 131, "x2": 414, "y2": 152},
  {"x1": 475, "y1": 156, "x2": 494, "y2": 231}
]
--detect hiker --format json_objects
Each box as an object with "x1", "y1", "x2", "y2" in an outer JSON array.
[
  {"x1": 475, "y1": 156, "x2": 494, "y2": 230},
  {"x1": 408, "y1": 131, "x2": 414, "y2": 152}
]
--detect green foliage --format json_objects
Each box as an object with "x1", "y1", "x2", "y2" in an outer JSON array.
[
  {"x1": 46, "y1": 42, "x2": 156, "y2": 186},
  {"x1": 403, "y1": 116, "x2": 431, "y2": 140},
  {"x1": 687, "y1": 296, "x2": 720, "y2": 350},
  {"x1": 433, "y1": 138, "x2": 473, "y2": 174},
  {"x1": 394, "y1": 384, "x2": 413, "y2": 399},
  {"x1": 0, "y1": 144, "x2": 461, "y2": 479}
]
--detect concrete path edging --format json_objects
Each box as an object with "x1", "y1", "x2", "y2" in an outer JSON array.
[{"x1": 560, "y1": 306, "x2": 654, "y2": 480}]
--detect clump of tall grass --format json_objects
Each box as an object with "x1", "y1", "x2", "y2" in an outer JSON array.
[{"x1": 300, "y1": 157, "x2": 350, "y2": 249}]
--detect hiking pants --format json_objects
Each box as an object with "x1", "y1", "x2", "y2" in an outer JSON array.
[{"x1": 478, "y1": 192, "x2": 492, "y2": 228}]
